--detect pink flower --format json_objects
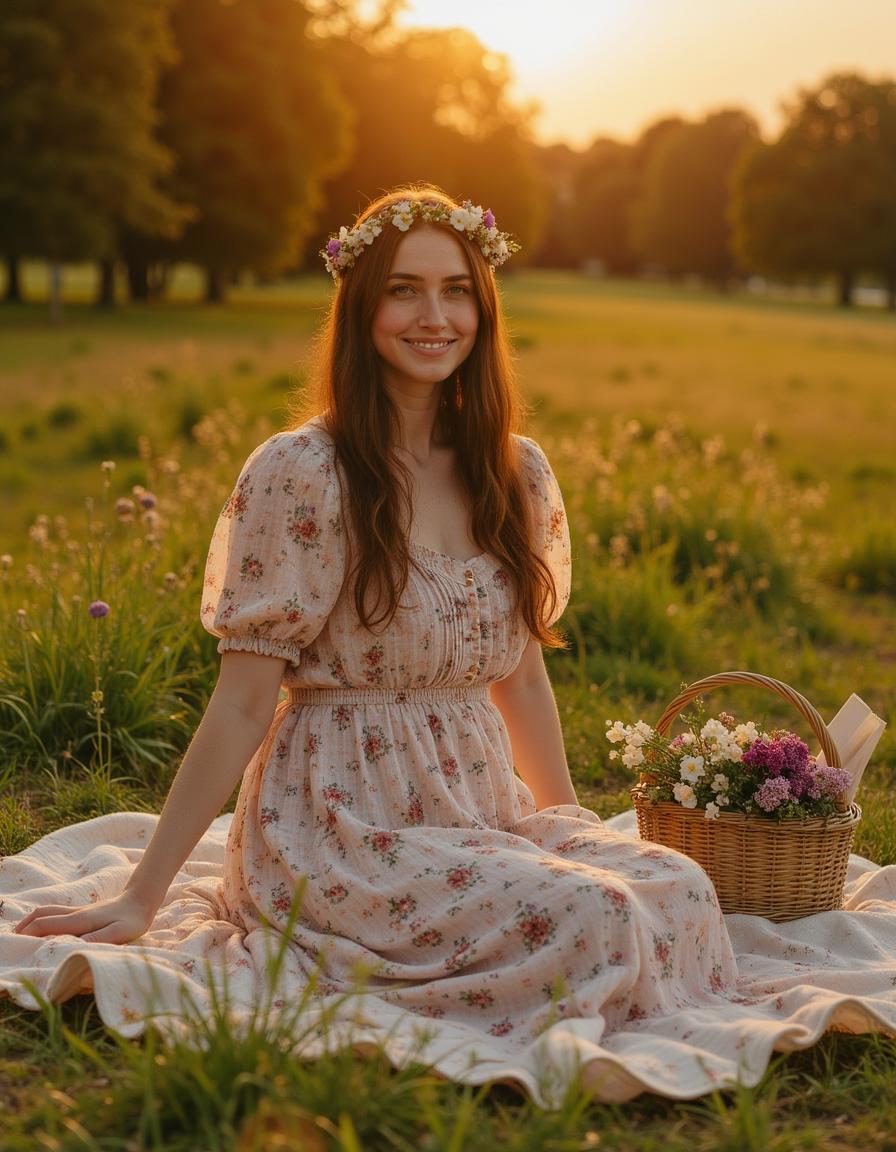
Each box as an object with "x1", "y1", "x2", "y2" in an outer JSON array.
[{"x1": 88, "y1": 600, "x2": 110, "y2": 618}]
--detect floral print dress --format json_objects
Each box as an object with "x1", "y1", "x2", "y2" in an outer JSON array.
[{"x1": 199, "y1": 419, "x2": 738, "y2": 1041}]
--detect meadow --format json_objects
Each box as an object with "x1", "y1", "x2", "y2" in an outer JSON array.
[{"x1": 0, "y1": 269, "x2": 895, "y2": 1149}]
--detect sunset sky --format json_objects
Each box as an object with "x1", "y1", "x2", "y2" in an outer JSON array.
[{"x1": 399, "y1": 0, "x2": 896, "y2": 147}]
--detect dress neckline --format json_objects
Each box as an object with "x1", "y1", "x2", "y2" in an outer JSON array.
[{"x1": 410, "y1": 541, "x2": 489, "y2": 566}]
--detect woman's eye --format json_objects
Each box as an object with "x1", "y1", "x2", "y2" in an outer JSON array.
[
  {"x1": 446, "y1": 285, "x2": 467, "y2": 295},
  {"x1": 390, "y1": 284, "x2": 414, "y2": 296}
]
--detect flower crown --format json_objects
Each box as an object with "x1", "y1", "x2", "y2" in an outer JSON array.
[{"x1": 321, "y1": 199, "x2": 520, "y2": 280}]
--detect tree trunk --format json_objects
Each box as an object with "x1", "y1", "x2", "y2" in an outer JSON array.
[
  {"x1": 126, "y1": 255, "x2": 150, "y2": 302},
  {"x1": 96, "y1": 259, "x2": 116, "y2": 308},
  {"x1": 3, "y1": 255, "x2": 23, "y2": 303},
  {"x1": 886, "y1": 270, "x2": 896, "y2": 312},
  {"x1": 49, "y1": 262, "x2": 63, "y2": 322},
  {"x1": 837, "y1": 269, "x2": 854, "y2": 307},
  {"x1": 205, "y1": 266, "x2": 225, "y2": 303}
]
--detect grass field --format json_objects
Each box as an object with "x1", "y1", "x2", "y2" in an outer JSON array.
[{"x1": 1, "y1": 271, "x2": 895, "y2": 1149}]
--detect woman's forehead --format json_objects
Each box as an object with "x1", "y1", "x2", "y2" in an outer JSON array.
[{"x1": 388, "y1": 224, "x2": 471, "y2": 278}]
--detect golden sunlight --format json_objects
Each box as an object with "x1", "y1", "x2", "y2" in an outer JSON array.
[{"x1": 399, "y1": 0, "x2": 627, "y2": 74}]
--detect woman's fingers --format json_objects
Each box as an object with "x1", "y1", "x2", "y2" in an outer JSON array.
[
  {"x1": 15, "y1": 907, "x2": 98, "y2": 937},
  {"x1": 14, "y1": 905, "x2": 77, "y2": 933}
]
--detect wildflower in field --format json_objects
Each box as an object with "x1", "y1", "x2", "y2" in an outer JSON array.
[
  {"x1": 100, "y1": 460, "x2": 116, "y2": 473},
  {"x1": 88, "y1": 600, "x2": 110, "y2": 619},
  {"x1": 1, "y1": 554, "x2": 12, "y2": 569},
  {"x1": 138, "y1": 492, "x2": 157, "y2": 509},
  {"x1": 115, "y1": 498, "x2": 135, "y2": 522}
]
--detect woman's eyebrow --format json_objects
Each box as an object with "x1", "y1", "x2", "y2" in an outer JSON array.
[{"x1": 386, "y1": 273, "x2": 472, "y2": 281}]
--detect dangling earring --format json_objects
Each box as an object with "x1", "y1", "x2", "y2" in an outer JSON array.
[{"x1": 455, "y1": 371, "x2": 463, "y2": 410}]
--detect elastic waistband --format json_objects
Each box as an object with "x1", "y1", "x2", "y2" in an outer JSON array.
[{"x1": 287, "y1": 685, "x2": 489, "y2": 705}]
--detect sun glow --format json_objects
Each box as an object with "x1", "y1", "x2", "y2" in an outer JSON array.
[{"x1": 399, "y1": 0, "x2": 628, "y2": 76}]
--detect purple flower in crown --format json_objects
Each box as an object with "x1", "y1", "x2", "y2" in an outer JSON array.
[
  {"x1": 483, "y1": 209, "x2": 495, "y2": 229},
  {"x1": 326, "y1": 239, "x2": 341, "y2": 257}
]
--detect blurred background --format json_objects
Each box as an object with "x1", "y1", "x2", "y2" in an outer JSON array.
[{"x1": 1, "y1": 0, "x2": 895, "y2": 309}]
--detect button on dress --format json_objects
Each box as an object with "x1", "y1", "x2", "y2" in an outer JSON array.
[{"x1": 199, "y1": 419, "x2": 737, "y2": 1041}]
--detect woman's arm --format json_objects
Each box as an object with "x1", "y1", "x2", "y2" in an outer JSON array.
[
  {"x1": 15, "y1": 650, "x2": 285, "y2": 942},
  {"x1": 489, "y1": 637, "x2": 579, "y2": 810}
]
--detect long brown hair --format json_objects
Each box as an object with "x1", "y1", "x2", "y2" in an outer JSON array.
[{"x1": 291, "y1": 183, "x2": 565, "y2": 648}]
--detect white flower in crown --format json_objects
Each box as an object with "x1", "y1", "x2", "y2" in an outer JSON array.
[
  {"x1": 320, "y1": 197, "x2": 520, "y2": 280},
  {"x1": 392, "y1": 202, "x2": 415, "y2": 231}
]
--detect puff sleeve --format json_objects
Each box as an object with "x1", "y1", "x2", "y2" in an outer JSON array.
[
  {"x1": 517, "y1": 436, "x2": 572, "y2": 626},
  {"x1": 200, "y1": 428, "x2": 346, "y2": 664}
]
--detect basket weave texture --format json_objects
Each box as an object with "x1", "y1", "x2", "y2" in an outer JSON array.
[{"x1": 631, "y1": 672, "x2": 862, "y2": 922}]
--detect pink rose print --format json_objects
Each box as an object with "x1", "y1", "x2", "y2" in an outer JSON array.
[
  {"x1": 328, "y1": 653, "x2": 350, "y2": 685},
  {"x1": 283, "y1": 594, "x2": 305, "y2": 625},
  {"x1": 363, "y1": 829, "x2": 402, "y2": 867},
  {"x1": 223, "y1": 476, "x2": 251, "y2": 521},
  {"x1": 331, "y1": 704, "x2": 352, "y2": 731},
  {"x1": 239, "y1": 553, "x2": 264, "y2": 582},
  {"x1": 416, "y1": 1005, "x2": 446, "y2": 1019},
  {"x1": 489, "y1": 1017, "x2": 514, "y2": 1037},
  {"x1": 404, "y1": 783, "x2": 425, "y2": 825},
  {"x1": 388, "y1": 894, "x2": 418, "y2": 926},
  {"x1": 322, "y1": 783, "x2": 352, "y2": 809},
  {"x1": 412, "y1": 928, "x2": 444, "y2": 949},
  {"x1": 445, "y1": 865, "x2": 480, "y2": 892},
  {"x1": 626, "y1": 1004, "x2": 648, "y2": 1022},
  {"x1": 514, "y1": 902, "x2": 557, "y2": 954},
  {"x1": 362, "y1": 642, "x2": 386, "y2": 686},
  {"x1": 304, "y1": 732, "x2": 321, "y2": 757},
  {"x1": 652, "y1": 931, "x2": 676, "y2": 978},
  {"x1": 440, "y1": 755, "x2": 460, "y2": 784},
  {"x1": 259, "y1": 806, "x2": 280, "y2": 829},
  {"x1": 710, "y1": 963, "x2": 726, "y2": 993},
  {"x1": 426, "y1": 713, "x2": 445, "y2": 740},
  {"x1": 492, "y1": 569, "x2": 509, "y2": 590},
  {"x1": 459, "y1": 988, "x2": 495, "y2": 1010},
  {"x1": 323, "y1": 883, "x2": 349, "y2": 904},
  {"x1": 601, "y1": 885, "x2": 632, "y2": 922},
  {"x1": 270, "y1": 881, "x2": 297, "y2": 917},
  {"x1": 287, "y1": 501, "x2": 321, "y2": 550},
  {"x1": 548, "y1": 506, "x2": 565, "y2": 542},
  {"x1": 444, "y1": 935, "x2": 475, "y2": 972},
  {"x1": 362, "y1": 724, "x2": 394, "y2": 764}
]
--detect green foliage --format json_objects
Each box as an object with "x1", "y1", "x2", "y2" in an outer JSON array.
[
  {"x1": 82, "y1": 416, "x2": 143, "y2": 460},
  {"x1": 826, "y1": 526, "x2": 896, "y2": 595},
  {"x1": 45, "y1": 402, "x2": 82, "y2": 429}
]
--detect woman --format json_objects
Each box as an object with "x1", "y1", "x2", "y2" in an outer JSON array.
[{"x1": 3, "y1": 186, "x2": 791, "y2": 1103}]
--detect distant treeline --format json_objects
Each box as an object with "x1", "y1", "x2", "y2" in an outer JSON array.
[{"x1": 1, "y1": 1, "x2": 894, "y2": 308}]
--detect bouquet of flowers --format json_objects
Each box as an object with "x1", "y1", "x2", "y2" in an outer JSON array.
[{"x1": 606, "y1": 709, "x2": 852, "y2": 822}]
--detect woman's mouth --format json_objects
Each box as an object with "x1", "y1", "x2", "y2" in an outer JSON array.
[{"x1": 403, "y1": 339, "x2": 455, "y2": 354}]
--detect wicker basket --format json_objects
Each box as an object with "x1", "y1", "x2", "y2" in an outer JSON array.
[{"x1": 630, "y1": 671, "x2": 862, "y2": 921}]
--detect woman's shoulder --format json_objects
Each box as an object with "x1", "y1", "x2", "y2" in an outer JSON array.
[
  {"x1": 511, "y1": 432, "x2": 554, "y2": 477},
  {"x1": 245, "y1": 417, "x2": 337, "y2": 474}
]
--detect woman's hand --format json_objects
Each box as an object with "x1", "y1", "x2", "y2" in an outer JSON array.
[{"x1": 13, "y1": 889, "x2": 157, "y2": 946}]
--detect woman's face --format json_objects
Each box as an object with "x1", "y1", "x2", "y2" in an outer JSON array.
[{"x1": 371, "y1": 224, "x2": 479, "y2": 397}]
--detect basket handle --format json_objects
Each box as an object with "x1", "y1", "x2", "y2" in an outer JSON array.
[{"x1": 655, "y1": 670, "x2": 842, "y2": 770}]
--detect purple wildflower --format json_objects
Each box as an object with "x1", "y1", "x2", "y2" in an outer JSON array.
[
  {"x1": 754, "y1": 776, "x2": 791, "y2": 812},
  {"x1": 88, "y1": 600, "x2": 110, "y2": 619},
  {"x1": 483, "y1": 208, "x2": 495, "y2": 229},
  {"x1": 326, "y1": 239, "x2": 341, "y2": 257},
  {"x1": 139, "y1": 492, "x2": 157, "y2": 509},
  {"x1": 812, "y1": 764, "x2": 852, "y2": 800}
]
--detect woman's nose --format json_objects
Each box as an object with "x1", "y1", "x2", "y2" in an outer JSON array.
[{"x1": 418, "y1": 293, "x2": 447, "y2": 327}]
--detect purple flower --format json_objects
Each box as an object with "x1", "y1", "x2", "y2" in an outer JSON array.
[
  {"x1": 139, "y1": 492, "x2": 157, "y2": 509},
  {"x1": 326, "y1": 239, "x2": 341, "y2": 257},
  {"x1": 483, "y1": 209, "x2": 495, "y2": 229},
  {"x1": 88, "y1": 600, "x2": 110, "y2": 618},
  {"x1": 812, "y1": 764, "x2": 852, "y2": 800},
  {"x1": 754, "y1": 776, "x2": 791, "y2": 812}
]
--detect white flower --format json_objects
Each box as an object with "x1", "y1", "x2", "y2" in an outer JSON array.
[
  {"x1": 734, "y1": 721, "x2": 759, "y2": 746},
  {"x1": 716, "y1": 794, "x2": 730, "y2": 806},
  {"x1": 450, "y1": 207, "x2": 472, "y2": 231},
  {"x1": 605, "y1": 721, "x2": 627, "y2": 744},
  {"x1": 608, "y1": 750, "x2": 619, "y2": 760},
  {"x1": 705, "y1": 802, "x2": 721, "y2": 820},
  {"x1": 701, "y1": 719, "x2": 728, "y2": 742},
  {"x1": 622, "y1": 745, "x2": 645, "y2": 769},
  {"x1": 626, "y1": 729, "x2": 646, "y2": 748},
  {"x1": 392, "y1": 208, "x2": 414, "y2": 231},
  {"x1": 634, "y1": 721, "x2": 654, "y2": 740},
  {"x1": 679, "y1": 732, "x2": 696, "y2": 746},
  {"x1": 679, "y1": 755, "x2": 706, "y2": 783},
  {"x1": 711, "y1": 773, "x2": 729, "y2": 793},
  {"x1": 673, "y1": 782, "x2": 698, "y2": 809}
]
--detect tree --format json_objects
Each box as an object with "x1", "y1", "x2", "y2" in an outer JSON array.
[
  {"x1": 139, "y1": 0, "x2": 350, "y2": 303},
  {"x1": 730, "y1": 72, "x2": 896, "y2": 307},
  {"x1": 0, "y1": 1, "x2": 185, "y2": 312},
  {"x1": 570, "y1": 139, "x2": 639, "y2": 274},
  {"x1": 632, "y1": 109, "x2": 759, "y2": 287},
  {"x1": 303, "y1": 26, "x2": 544, "y2": 268}
]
